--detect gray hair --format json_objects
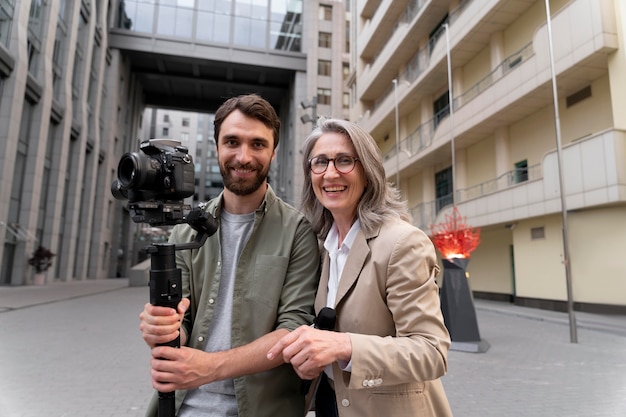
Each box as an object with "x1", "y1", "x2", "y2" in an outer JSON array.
[{"x1": 301, "y1": 117, "x2": 410, "y2": 238}]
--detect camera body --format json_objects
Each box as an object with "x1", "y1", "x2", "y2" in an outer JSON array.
[{"x1": 111, "y1": 139, "x2": 195, "y2": 225}]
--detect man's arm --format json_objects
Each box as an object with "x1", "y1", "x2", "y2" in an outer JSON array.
[{"x1": 148, "y1": 328, "x2": 290, "y2": 392}]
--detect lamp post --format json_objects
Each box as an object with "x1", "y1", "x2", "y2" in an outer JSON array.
[
  {"x1": 392, "y1": 79, "x2": 400, "y2": 187},
  {"x1": 544, "y1": 0, "x2": 577, "y2": 343},
  {"x1": 443, "y1": 23, "x2": 455, "y2": 207}
]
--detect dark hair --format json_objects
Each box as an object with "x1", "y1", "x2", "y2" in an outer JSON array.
[
  {"x1": 301, "y1": 117, "x2": 410, "y2": 238},
  {"x1": 214, "y1": 94, "x2": 281, "y2": 149}
]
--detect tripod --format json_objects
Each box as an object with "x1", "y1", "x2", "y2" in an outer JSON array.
[{"x1": 145, "y1": 209, "x2": 218, "y2": 417}]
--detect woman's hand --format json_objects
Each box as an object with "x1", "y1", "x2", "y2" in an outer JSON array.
[{"x1": 267, "y1": 325, "x2": 352, "y2": 379}]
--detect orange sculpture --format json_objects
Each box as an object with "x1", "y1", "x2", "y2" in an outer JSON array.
[{"x1": 430, "y1": 207, "x2": 480, "y2": 259}]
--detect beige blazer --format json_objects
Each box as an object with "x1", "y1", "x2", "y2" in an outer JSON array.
[{"x1": 314, "y1": 217, "x2": 453, "y2": 417}]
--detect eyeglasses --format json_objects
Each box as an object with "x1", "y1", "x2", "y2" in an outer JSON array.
[{"x1": 309, "y1": 155, "x2": 360, "y2": 174}]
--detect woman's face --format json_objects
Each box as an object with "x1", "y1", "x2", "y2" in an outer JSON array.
[{"x1": 309, "y1": 132, "x2": 367, "y2": 223}]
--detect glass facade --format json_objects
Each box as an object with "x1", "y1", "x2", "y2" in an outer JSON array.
[
  {"x1": 119, "y1": 0, "x2": 302, "y2": 52},
  {"x1": 0, "y1": 0, "x2": 14, "y2": 48}
]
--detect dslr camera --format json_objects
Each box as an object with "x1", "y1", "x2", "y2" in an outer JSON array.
[{"x1": 111, "y1": 139, "x2": 195, "y2": 226}]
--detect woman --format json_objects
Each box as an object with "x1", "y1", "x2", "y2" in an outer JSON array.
[{"x1": 267, "y1": 117, "x2": 453, "y2": 417}]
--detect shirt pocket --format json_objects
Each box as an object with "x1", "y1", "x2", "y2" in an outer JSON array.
[{"x1": 246, "y1": 255, "x2": 289, "y2": 308}]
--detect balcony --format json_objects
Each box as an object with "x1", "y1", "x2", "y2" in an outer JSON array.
[
  {"x1": 382, "y1": 0, "x2": 618, "y2": 181},
  {"x1": 451, "y1": 0, "x2": 619, "y2": 148},
  {"x1": 411, "y1": 129, "x2": 626, "y2": 231}
]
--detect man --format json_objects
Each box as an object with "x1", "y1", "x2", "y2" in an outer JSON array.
[{"x1": 139, "y1": 94, "x2": 320, "y2": 416}]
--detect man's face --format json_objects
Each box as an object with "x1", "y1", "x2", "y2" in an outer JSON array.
[{"x1": 217, "y1": 110, "x2": 276, "y2": 196}]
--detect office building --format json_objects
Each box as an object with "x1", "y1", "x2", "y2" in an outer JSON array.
[
  {"x1": 349, "y1": 0, "x2": 626, "y2": 312},
  {"x1": 0, "y1": 0, "x2": 350, "y2": 284}
]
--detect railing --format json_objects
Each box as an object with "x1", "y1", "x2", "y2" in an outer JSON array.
[
  {"x1": 382, "y1": 109, "x2": 441, "y2": 163},
  {"x1": 409, "y1": 200, "x2": 438, "y2": 231},
  {"x1": 457, "y1": 164, "x2": 541, "y2": 201},
  {"x1": 369, "y1": 0, "x2": 428, "y2": 65},
  {"x1": 381, "y1": 42, "x2": 534, "y2": 164},
  {"x1": 409, "y1": 164, "x2": 543, "y2": 228},
  {"x1": 408, "y1": 164, "x2": 542, "y2": 230},
  {"x1": 456, "y1": 42, "x2": 533, "y2": 107},
  {"x1": 371, "y1": 0, "x2": 472, "y2": 111}
]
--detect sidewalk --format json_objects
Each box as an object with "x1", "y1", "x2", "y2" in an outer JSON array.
[
  {"x1": 1, "y1": 279, "x2": 625, "y2": 417},
  {"x1": 0, "y1": 278, "x2": 130, "y2": 312}
]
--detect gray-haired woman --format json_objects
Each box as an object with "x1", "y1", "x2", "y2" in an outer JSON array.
[{"x1": 268, "y1": 117, "x2": 453, "y2": 417}]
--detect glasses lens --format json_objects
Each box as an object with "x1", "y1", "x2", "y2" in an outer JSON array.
[
  {"x1": 310, "y1": 157, "x2": 329, "y2": 174},
  {"x1": 335, "y1": 156, "x2": 355, "y2": 173}
]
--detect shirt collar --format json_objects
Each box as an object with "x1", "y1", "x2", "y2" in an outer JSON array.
[{"x1": 324, "y1": 219, "x2": 361, "y2": 253}]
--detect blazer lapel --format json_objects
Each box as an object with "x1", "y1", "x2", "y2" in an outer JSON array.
[
  {"x1": 334, "y1": 229, "x2": 370, "y2": 308},
  {"x1": 315, "y1": 254, "x2": 330, "y2": 312}
]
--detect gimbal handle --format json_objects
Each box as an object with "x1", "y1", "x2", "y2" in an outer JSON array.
[{"x1": 146, "y1": 208, "x2": 218, "y2": 417}]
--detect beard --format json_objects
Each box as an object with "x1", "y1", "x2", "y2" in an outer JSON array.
[{"x1": 220, "y1": 161, "x2": 270, "y2": 196}]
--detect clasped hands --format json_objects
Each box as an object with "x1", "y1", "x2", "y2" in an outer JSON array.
[{"x1": 267, "y1": 325, "x2": 352, "y2": 380}]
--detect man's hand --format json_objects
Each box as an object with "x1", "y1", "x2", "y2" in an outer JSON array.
[
  {"x1": 149, "y1": 346, "x2": 213, "y2": 392},
  {"x1": 139, "y1": 298, "x2": 190, "y2": 348}
]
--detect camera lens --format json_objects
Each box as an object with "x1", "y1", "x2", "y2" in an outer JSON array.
[{"x1": 117, "y1": 152, "x2": 160, "y2": 190}]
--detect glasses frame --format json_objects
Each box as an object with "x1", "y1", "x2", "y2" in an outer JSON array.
[{"x1": 309, "y1": 155, "x2": 360, "y2": 174}]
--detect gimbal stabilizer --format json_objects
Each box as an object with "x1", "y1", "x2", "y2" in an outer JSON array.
[{"x1": 145, "y1": 208, "x2": 218, "y2": 417}]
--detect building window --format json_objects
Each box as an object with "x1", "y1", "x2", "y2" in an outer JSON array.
[
  {"x1": 317, "y1": 88, "x2": 331, "y2": 105},
  {"x1": 514, "y1": 160, "x2": 528, "y2": 183},
  {"x1": 162, "y1": 127, "x2": 169, "y2": 136},
  {"x1": 319, "y1": 4, "x2": 332, "y2": 21},
  {"x1": 182, "y1": 117, "x2": 190, "y2": 127},
  {"x1": 435, "y1": 167, "x2": 453, "y2": 212},
  {"x1": 433, "y1": 91, "x2": 450, "y2": 129},
  {"x1": 531, "y1": 227, "x2": 545, "y2": 240},
  {"x1": 180, "y1": 132, "x2": 189, "y2": 142},
  {"x1": 343, "y1": 62, "x2": 350, "y2": 80},
  {"x1": 156, "y1": 0, "x2": 194, "y2": 38},
  {"x1": 0, "y1": 0, "x2": 14, "y2": 48},
  {"x1": 428, "y1": 14, "x2": 449, "y2": 55},
  {"x1": 345, "y1": 20, "x2": 350, "y2": 53},
  {"x1": 319, "y1": 32, "x2": 332, "y2": 48},
  {"x1": 343, "y1": 92, "x2": 349, "y2": 109},
  {"x1": 51, "y1": 39, "x2": 63, "y2": 95},
  {"x1": 163, "y1": 114, "x2": 170, "y2": 123},
  {"x1": 232, "y1": 0, "x2": 269, "y2": 48},
  {"x1": 270, "y1": 0, "x2": 303, "y2": 52},
  {"x1": 566, "y1": 85, "x2": 592, "y2": 108},
  {"x1": 318, "y1": 59, "x2": 331, "y2": 76},
  {"x1": 27, "y1": 0, "x2": 44, "y2": 74}
]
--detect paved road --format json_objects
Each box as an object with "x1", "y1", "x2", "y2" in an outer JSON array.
[{"x1": 1, "y1": 279, "x2": 625, "y2": 417}]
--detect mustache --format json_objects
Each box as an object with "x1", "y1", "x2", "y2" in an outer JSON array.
[{"x1": 226, "y1": 162, "x2": 256, "y2": 170}]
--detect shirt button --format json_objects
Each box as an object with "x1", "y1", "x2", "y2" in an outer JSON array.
[
  {"x1": 198, "y1": 336, "x2": 204, "y2": 342},
  {"x1": 367, "y1": 380, "x2": 375, "y2": 387},
  {"x1": 208, "y1": 298, "x2": 215, "y2": 304},
  {"x1": 362, "y1": 380, "x2": 368, "y2": 387},
  {"x1": 376, "y1": 378, "x2": 383, "y2": 385},
  {"x1": 341, "y1": 399, "x2": 350, "y2": 407}
]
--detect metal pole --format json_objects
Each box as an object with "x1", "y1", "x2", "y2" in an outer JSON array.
[
  {"x1": 393, "y1": 79, "x2": 400, "y2": 187},
  {"x1": 544, "y1": 0, "x2": 577, "y2": 343},
  {"x1": 444, "y1": 23, "x2": 456, "y2": 207}
]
